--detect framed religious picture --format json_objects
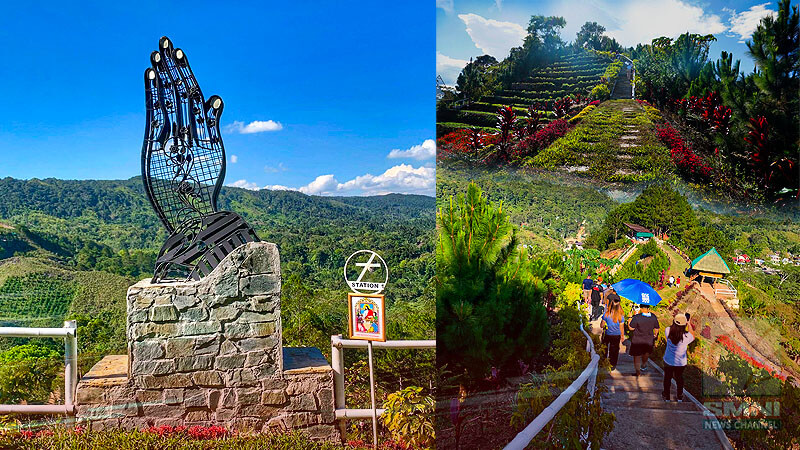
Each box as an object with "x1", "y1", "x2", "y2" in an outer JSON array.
[{"x1": 347, "y1": 293, "x2": 386, "y2": 342}]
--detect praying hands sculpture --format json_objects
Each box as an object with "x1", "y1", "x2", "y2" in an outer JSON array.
[{"x1": 142, "y1": 36, "x2": 259, "y2": 282}]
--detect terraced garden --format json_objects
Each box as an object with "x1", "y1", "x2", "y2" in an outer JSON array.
[
  {"x1": 528, "y1": 99, "x2": 672, "y2": 182},
  {"x1": 437, "y1": 51, "x2": 613, "y2": 136}
]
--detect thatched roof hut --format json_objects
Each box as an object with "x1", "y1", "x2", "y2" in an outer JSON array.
[{"x1": 690, "y1": 248, "x2": 730, "y2": 278}]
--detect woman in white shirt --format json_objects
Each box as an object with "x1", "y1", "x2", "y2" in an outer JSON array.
[{"x1": 662, "y1": 313, "x2": 695, "y2": 402}]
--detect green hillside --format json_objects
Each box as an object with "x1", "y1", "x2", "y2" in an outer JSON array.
[
  {"x1": 0, "y1": 178, "x2": 436, "y2": 402},
  {"x1": 437, "y1": 166, "x2": 617, "y2": 253},
  {"x1": 437, "y1": 50, "x2": 612, "y2": 135}
]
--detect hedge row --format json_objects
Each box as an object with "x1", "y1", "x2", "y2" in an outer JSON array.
[{"x1": 436, "y1": 122, "x2": 496, "y2": 137}]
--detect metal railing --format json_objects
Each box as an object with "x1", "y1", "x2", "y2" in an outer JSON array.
[
  {"x1": 331, "y1": 335, "x2": 435, "y2": 444},
  {"x1": 0, "y1": 320, "x2": 78, "y2": 415},
  {"x1": 504, "y1": 320, "x2": 599, "y2": 450}
]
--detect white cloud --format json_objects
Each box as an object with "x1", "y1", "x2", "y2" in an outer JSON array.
[
  {"x1": 457, "y1": 13, "x2": 526, "y2": 59},
  {"x1": 604, "y1": 0, "x2": 726, "y2": 48},
  {"x1": 226, "y1": 120, "x2": 283, "y2": 134},
  {"x1": 298, "y1": 174, "x2": 340, "y2": 195},
  {"x1": 263, "y1": 184, "x2": 294, "y2": 191},
  {"x1": 337, "y1": 164, "x2": 435, "y2": 196},
  {"x1": 227, "y1": 164, "x2": 435, "y2": 196},
  {"x1": 264, "y1": 162, "x2": 287, "y2": 173},
  {"x1": 494, "y1": 0, "x2": 503, "y2": 11},
  {"x1": 436, "y1": 0, "x2": 454, "y2": 14},
  {"x1": 437, "y1": 52, "x2": 470, "y2": 87},
  {"x1": 726, "y1": 3, "x2": 776, "y2": 43},
  {"x1": 230, "y1": 154, "x2": 238, "y2": 164},
  {"x1": 387, "y1": 139, "x2": 436, "y2": 160},
  {"x1": 227, "y1": 179, "x2": 260, "y2": 190}
]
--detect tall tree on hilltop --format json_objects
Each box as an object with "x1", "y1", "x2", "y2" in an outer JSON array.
[
  {"x1": 575, "y1": 21, "x2": 605, "y2": 50},
  {"x1": 747, "y1": 0, "x2": 799, "y2": 157},
  {"x1": 456, "y1": 55, "x2": 499, "y2": 101}
]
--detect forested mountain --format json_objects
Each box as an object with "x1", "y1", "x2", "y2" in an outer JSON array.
[{"x1": 0, "y1": 177, "x2": 436, "y2": 401}]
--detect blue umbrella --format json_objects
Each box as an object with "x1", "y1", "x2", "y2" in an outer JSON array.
[{"x1": 611, "y1": 278, "x2": 662, "y2": 306}]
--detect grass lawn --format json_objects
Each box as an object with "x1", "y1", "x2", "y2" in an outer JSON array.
[{"x1": 528, "y1": 100, "x2": 672, "y2": 183}]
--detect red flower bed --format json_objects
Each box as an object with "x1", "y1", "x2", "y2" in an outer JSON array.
[
  {"x1": 588, "y1": 100, "x2": 600, "y2": 106},
  {"x1": 437, "y1": 128, "x2": 487, "y2": 161},
  {"x1": 511, "y1": 119, "x2": 571, "y2": 160},
  {"x1": 716, "y1": 335, "x2": 787, "y2": 381},
  {"x1": 144, "y1": 425, "x2": 231, "y2": 440},
  {"x1": 655, "y1": 122, "x2": 712, "y2": 181},
  {"x1": 676, "y1": 92, "x2": 732, "y2": 134}
]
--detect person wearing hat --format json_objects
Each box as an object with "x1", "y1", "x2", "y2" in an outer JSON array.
[
  {"x1": 627, "y1": 304, "x2": 659, "y2": 376},
  {"x1": 662, "y1": 313, "x2": 695, "y2": 401}
]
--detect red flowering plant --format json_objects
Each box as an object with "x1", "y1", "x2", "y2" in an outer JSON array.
[
  {"x1": 743, "y1": 116, "x2": 799, "y2": 199},
  {"x1": 656, "y1": 123, "x2": 712, "y2": 181},
  {"x1": 588, "y1": 100, "x2": 601, "y2": 106},
  {"x1": 515, "y1": 105, "x2": 542, "y2": 139},
  {"x1": 488, "y1": 106, "x2": 517, "y2": 164},
  {"x1": 511, "y1": 119, "x2": 572, "y2": 161},
  {"x1": 437, "y1": 128, "x2": 487, "y2": 165},
  {"x1": 144, "y1": 425, "x2": 231, "y2": 440},
  {"x1": 744, "y1": 116, "x2": 770, "y2": 184},
  {"x1": 716, "y1": 335, "x2": 787, "y2": 381},
  {"x1": 675, "y1": 92, "x2": 732, "y2": 135},
  {"x1": 552, "y1": 97, "x2": 574, "y2": 119}
]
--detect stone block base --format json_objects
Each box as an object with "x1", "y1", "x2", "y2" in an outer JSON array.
[{"x1": 76, "y1": 348, "x2": 339, "y2": 442}]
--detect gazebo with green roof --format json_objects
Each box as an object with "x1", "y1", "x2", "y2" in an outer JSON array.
[{"x1": 690, "y1": 248, "x2": 730, "y2": 282}]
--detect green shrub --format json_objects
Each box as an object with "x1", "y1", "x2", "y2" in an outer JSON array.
[
  {"x1": 381, "y1": 386, "x2": 435, "y2": 449},
  {"x1": 569, "y1": 105, "x2": 596, "y2": 123},
  {"x1": 0, "y1": 344, "x2": 62, "y2": 404},
  {"x1": 590, "y1": 84, "x2": 610, "y2": 101},
  {"x1": 0, "y1": 429, "x2": 353, "y2": 450}
]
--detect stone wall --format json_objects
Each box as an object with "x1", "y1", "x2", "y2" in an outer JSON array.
[{"x1": 75, "y1": 242, "x2": 339, "y2": 441}]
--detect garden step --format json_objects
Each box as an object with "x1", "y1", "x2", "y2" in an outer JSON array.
[
  {"x1": 602, "y1": 398, "x2": 698, "y2": 412},
  {"x1": 565, "y1": 165, "x2": 589, "y2": 173},
  {"x1": 621, "y1": 135, "x2": 638, "y2": 140},
  {"x1": 619, "y1": 143, "x2": 639, "y2": 148}
]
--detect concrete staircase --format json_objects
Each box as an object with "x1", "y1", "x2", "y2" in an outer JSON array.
[{"x1": 611, "y1": 71, "x2": 632, "y2": 100}]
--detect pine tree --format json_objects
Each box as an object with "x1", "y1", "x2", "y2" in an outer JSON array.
[{"x1": 437, "y1": 183, "x2": 549, "y2": 385}]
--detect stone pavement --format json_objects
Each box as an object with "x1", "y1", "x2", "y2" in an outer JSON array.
[{"x1": 589, "y1": 319, "x2": 724, "y2": 450}]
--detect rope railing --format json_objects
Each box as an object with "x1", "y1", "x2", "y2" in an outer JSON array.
[{"x1": 504, "y1": 317, "x2": 599, "y2": 450}]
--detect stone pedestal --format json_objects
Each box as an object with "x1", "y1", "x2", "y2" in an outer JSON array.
[{"x1": 76, "y1": 242, "x2": 338, "y2": 441}]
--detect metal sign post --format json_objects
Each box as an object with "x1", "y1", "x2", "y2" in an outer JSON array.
[
  {"x1": 344, "y1": 249, "x2": 388, "y2": 449},
  {"x1": 367, "y1": 340, "x2": 377, "y2": 449}
]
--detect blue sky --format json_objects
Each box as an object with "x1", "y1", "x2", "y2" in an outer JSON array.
[
  {"x1": 437, "y1": 0, "x2": 794, "y2": 86},
  {"x1": 0, "y1": 1, "x2": 435, "y2": 196}
]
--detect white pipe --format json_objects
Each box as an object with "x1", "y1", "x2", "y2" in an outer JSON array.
[
  {"x1": 336, "y1": 408, "x2": 387, "y2": 419},
  {"x1": 64, "y1": 320, "x2": 78, "y2": 409},
  {"x1": 505, "y1": 354, "x2": 600, "y2": 450},
  {"x1": 331, "y1": 335, "x2": 435, "y2": 349},
  {"x1": 505, "y1": 321, "x2": 599, "y2": 449},
  {"x1": 0, "y1": 322, "x2": 78, "y2": 416},
  {"x1": 0, "y1": 404, "x2": 75, "y2": 415},
  {"x1": 367, "y1": 340, "x2": 378, "y2": 448},
  {"x1": 331, "y1": 335, "x2": 347, "y2": 441},
  {"x1": 0, "y1": 327, "x2": 75, "y2": 338}
]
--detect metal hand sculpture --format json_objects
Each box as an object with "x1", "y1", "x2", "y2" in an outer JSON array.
[{"x1": 142, "y1": 36, "x2": 259, "y2": 282}]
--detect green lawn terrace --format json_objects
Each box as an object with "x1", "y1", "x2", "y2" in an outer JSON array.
[
  {"x1": 437, "y1": 51, "x2": 613, "y2": 136},
  {"x1": 528, "y1": 99, "x2": 672, "y2": 183}
]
